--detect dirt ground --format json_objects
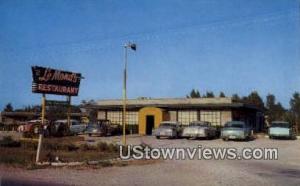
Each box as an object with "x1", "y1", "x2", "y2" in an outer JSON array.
[{"x1": 1, "y1": 135, "x2": 300, "y2": 186}]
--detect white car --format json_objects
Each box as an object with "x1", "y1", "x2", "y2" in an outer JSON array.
[{"x1": 182, "y1": 121, "x2": 217, "y2": 139}]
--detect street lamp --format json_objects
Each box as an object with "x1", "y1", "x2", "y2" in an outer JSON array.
[{"x1": 122, "y1": 42, "x2": 137, "y2": 145}]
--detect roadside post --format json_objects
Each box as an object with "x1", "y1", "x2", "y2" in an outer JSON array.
[
  {"x1": 31, "y1": 66, "x2": 82, "y2": 163},
  {"x1": 67, "y1": 96, "x2": 71, "y2": 128},
  {"x1": 35, "y1": 93, "x2": 45, "y2": 163}
]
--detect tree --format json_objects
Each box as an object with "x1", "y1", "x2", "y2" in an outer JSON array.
[
  {"x1": 289, "y1": 92, "x2": 300, "y2": 132},
  {"x1": 187, "y1": 89, "x2": 201, "y2": 98},
  {"x1": 219, "y1": 92, "x2": 226, "y2": 97},
  {"x1": 265, "y1": 94, "x2": 285, "y2": 124},
  {"x1": 205, "y1": 91, "x2": 215, "y2": 98},
  {"x1": 3, "y1": 103, "x2": 13, "y2": 112},
  {"x1": 232, "y1": 94, "x2": 241, "y2": 101},
  {"x1": 244, "y1": 91, "x2": 264, "y2": 109}
]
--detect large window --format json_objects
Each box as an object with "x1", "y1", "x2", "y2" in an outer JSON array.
[
  {"x1": 178, "y1": 111, "x2": 198, "y2": 125},
  {"x1": 107, "y1": 111, "x2": 138, "y2": 125},
  {"x1": 200, "y1": 111, "x2": 221, "y2": 126},
  {"x1": 107, "y1": 111, "x2": 122, "y2": 125},
  {"x1": 126, "y1": 111, "x2": 138, "y2": 125}
]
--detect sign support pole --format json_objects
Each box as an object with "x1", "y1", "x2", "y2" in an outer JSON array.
[
  {"x1": 36, "y1": 93, "x2": 46, "y2": 163},
  {"x1": 67, "y1": 96, "x2": 71, "y2": 128}
]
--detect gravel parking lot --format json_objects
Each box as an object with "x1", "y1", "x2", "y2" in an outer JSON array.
[{"x1": 1, "y1": 135, "x2": 300, "y2": 186}]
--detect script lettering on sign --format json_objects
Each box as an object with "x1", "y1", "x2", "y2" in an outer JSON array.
[{"x1": 31, "y1": 66, "x2": 82, "y2": 96}]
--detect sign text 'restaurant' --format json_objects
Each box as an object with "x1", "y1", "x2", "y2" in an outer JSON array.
[{"x1": 31, "y1": 66, "x2": 81, "y2": 96}]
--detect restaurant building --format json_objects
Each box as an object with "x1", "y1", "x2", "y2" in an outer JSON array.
[{"x1": 88, "y1": 97, "x2": 264, "y2": 135}]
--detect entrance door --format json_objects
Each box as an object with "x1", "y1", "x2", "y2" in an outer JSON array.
[{"x1": 146, "y1": 115, "x2": 155, "y2": 135}]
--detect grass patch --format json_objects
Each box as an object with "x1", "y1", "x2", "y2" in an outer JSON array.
[
  {"x1": 0, "y1": 136, "x2": 119, "y2": 167},
  {"x1": 0, "y1": 136, "x2": 160, "y2": 169}
]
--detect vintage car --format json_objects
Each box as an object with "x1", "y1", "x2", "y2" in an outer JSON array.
[
  {"x1": 18, "y1": 119, "x2": 49, "y2": 137},
  {"x1": 85, "y1": 120, "x2": 122, "y2": 136},
  {"x1": 182, "y1": 121, "x2": 217, "y2": 139},
  {"x1": 268, "y1": 121, "x2": 296, "y2": 140},
  {"x1": 221, "y1": 121, "x2": 253, "y2": 141},
  {"x1": 54, "y1": 119, "x2": 86, "y2": 136},
  {"x1": 152, "y1": 121, "x2": 183, "y2": 139}
]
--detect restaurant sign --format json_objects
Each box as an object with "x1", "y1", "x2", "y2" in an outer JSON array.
[{"x1": 31, "y1": 66, "x2": 82, "y2": 96}]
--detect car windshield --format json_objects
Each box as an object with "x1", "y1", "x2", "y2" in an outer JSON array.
[
  {"x1": 225, "y1": 122, "x2": 245, "y2": 128},
  {"x1": 160, "y1": 123, "x2": 176, "y2": 127},
  {"x1": 271, "y1": 122, "x2": 290, "y2": 128},
  {"x1": 189, "y1": 122, "x2": 208, "y2": 127}
]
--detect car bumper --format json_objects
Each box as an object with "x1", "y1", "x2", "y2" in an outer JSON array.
[
  {"x1": 269, "y1": 133, "x2": 292, "y2": 138},
  {"x1": 182, "y1": 133, "x2": 207, "y2": 138},
  {"x1": 155, "y1": 131, "x2": 176, "y2": 137},
  {"x1": 85, "y1": 131, "x2": 104, "y2": 136},
  {"x1": 221, "y1": 134, "x2": 246, "y2": 140}
]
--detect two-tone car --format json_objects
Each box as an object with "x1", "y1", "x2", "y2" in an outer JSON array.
[
  {"x1": 153, "y1": 121, "x2": 183, "y2": 139},
  {"x1": 85, "y1": 120, "x2": 122, "y2": 136},
  {"x1": 182, "y1": 121, "x2": 217, "y2": 139},
  {"x1": 54, "y1": 119, "x2": 86, "y2": 135},
  {"x1": 268, "y1": 121, "x2": 296, "y2": 140},
  {"x1": 221, "y1": 121, "x2": 253, "y2": 141}
]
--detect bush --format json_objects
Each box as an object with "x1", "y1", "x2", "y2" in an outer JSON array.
[
  {"x1": 0, "y1": 136, "x2": 21, "y2": 147},
  {"x1": 80, "y1": 144, "x2": 96, "y2": 151},
  {"x1": 21, "y1": 140, "x2": 38, "y2": 150},
  {"x1": 107, "y1": 143, "x2": 119, "y2": 153},
  {"x1": 97, "y1": 142, "x2": 108, "y2": 151},
  {"x1": 0, "y1": 154, "x2": 27, "y2": 165}
]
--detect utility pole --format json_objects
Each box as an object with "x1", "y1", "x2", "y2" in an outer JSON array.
[{"x1": 122, "y1": 42, "x2": 136, "y2": 145}]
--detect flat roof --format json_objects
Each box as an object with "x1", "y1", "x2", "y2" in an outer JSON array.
[{"x1": 89, "y1": 97, "x2": 260, "y2": 110}]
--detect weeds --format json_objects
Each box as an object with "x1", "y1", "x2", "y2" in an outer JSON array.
[{"x1": 0, "y1": 136, "x2": 21, "y2": 147}]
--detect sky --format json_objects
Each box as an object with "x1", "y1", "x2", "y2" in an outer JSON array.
[{"x1": 0, "y1": 0, "x2": 300, "y2": 109}]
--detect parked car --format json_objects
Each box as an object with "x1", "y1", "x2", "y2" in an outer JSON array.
[
  {"x1": 18, "y1": 119, "x2": 49, "y2": 137},
  {"x1": 221, "y1": 121, "x2": 253, "y2": 141},
  {"x1": 85, "y1": 120, "x2": 122, "y2": 136},
  {"x1": 153, "y1": 121, "x2": 183, "y2": 139},
  {"x1": 54, "y1": 119, "x2": 86, "y2": 136},
  {"x1": 268, "y1": 121, "x2": 296, "y2": 140},
  {"x1": 182, "y1": 121, "x2": 217, "y2": 139}
]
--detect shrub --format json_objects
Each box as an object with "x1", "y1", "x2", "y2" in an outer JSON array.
[
  {"x1": 107, "y1": 143, "x2": 119, "y2": 153},
  {"x1": 97, "y1": 142, "x2": 108, "y2": 151},
  {"x1": 99, "y1": 161, "x2": 113, "y2": 167},
  {"x1": 80, "y1": 144, "x2": 96, "y2": 151},
  {"x1": 0, "y1": 136, "x2": 21, "y2": 147},
  {"x1": 21, "y1": 140, "x2": 38, "y2": 150}
]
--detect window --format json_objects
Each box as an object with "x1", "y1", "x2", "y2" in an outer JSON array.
[
  {"x1": 178, "y1": 111, "x2": 198, "y2": 125},
  {"x1": 200, "y1": 111, "x2": 221, "y2": 126},
  {"x1": 107, "y1": 111, "x2": 122, "y2": 125},
  {"x1": 126, "y1": 112, "x2": 138, "y2": 125},
  {"x1": 107, "y1": 111, "x2": 138, "y2": 125}
]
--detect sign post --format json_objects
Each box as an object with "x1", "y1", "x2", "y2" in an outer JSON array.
[
  {"x1": 31, "y1": 66, "x2": 82, "y2": 164},
  {"x1": 36, "y1": 93, "x2": 46, "y2": 163},
  {"x1": 67, "y1": 96, "x2": 71, "y2": 128}
]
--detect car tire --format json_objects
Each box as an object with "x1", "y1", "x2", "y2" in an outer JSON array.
[
  {"x1": 222, "y1": 138, "x2": 228, "y2": 141},
  {"x1": 156, "y1": 136, "x2": 160, "y2": 139}
]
